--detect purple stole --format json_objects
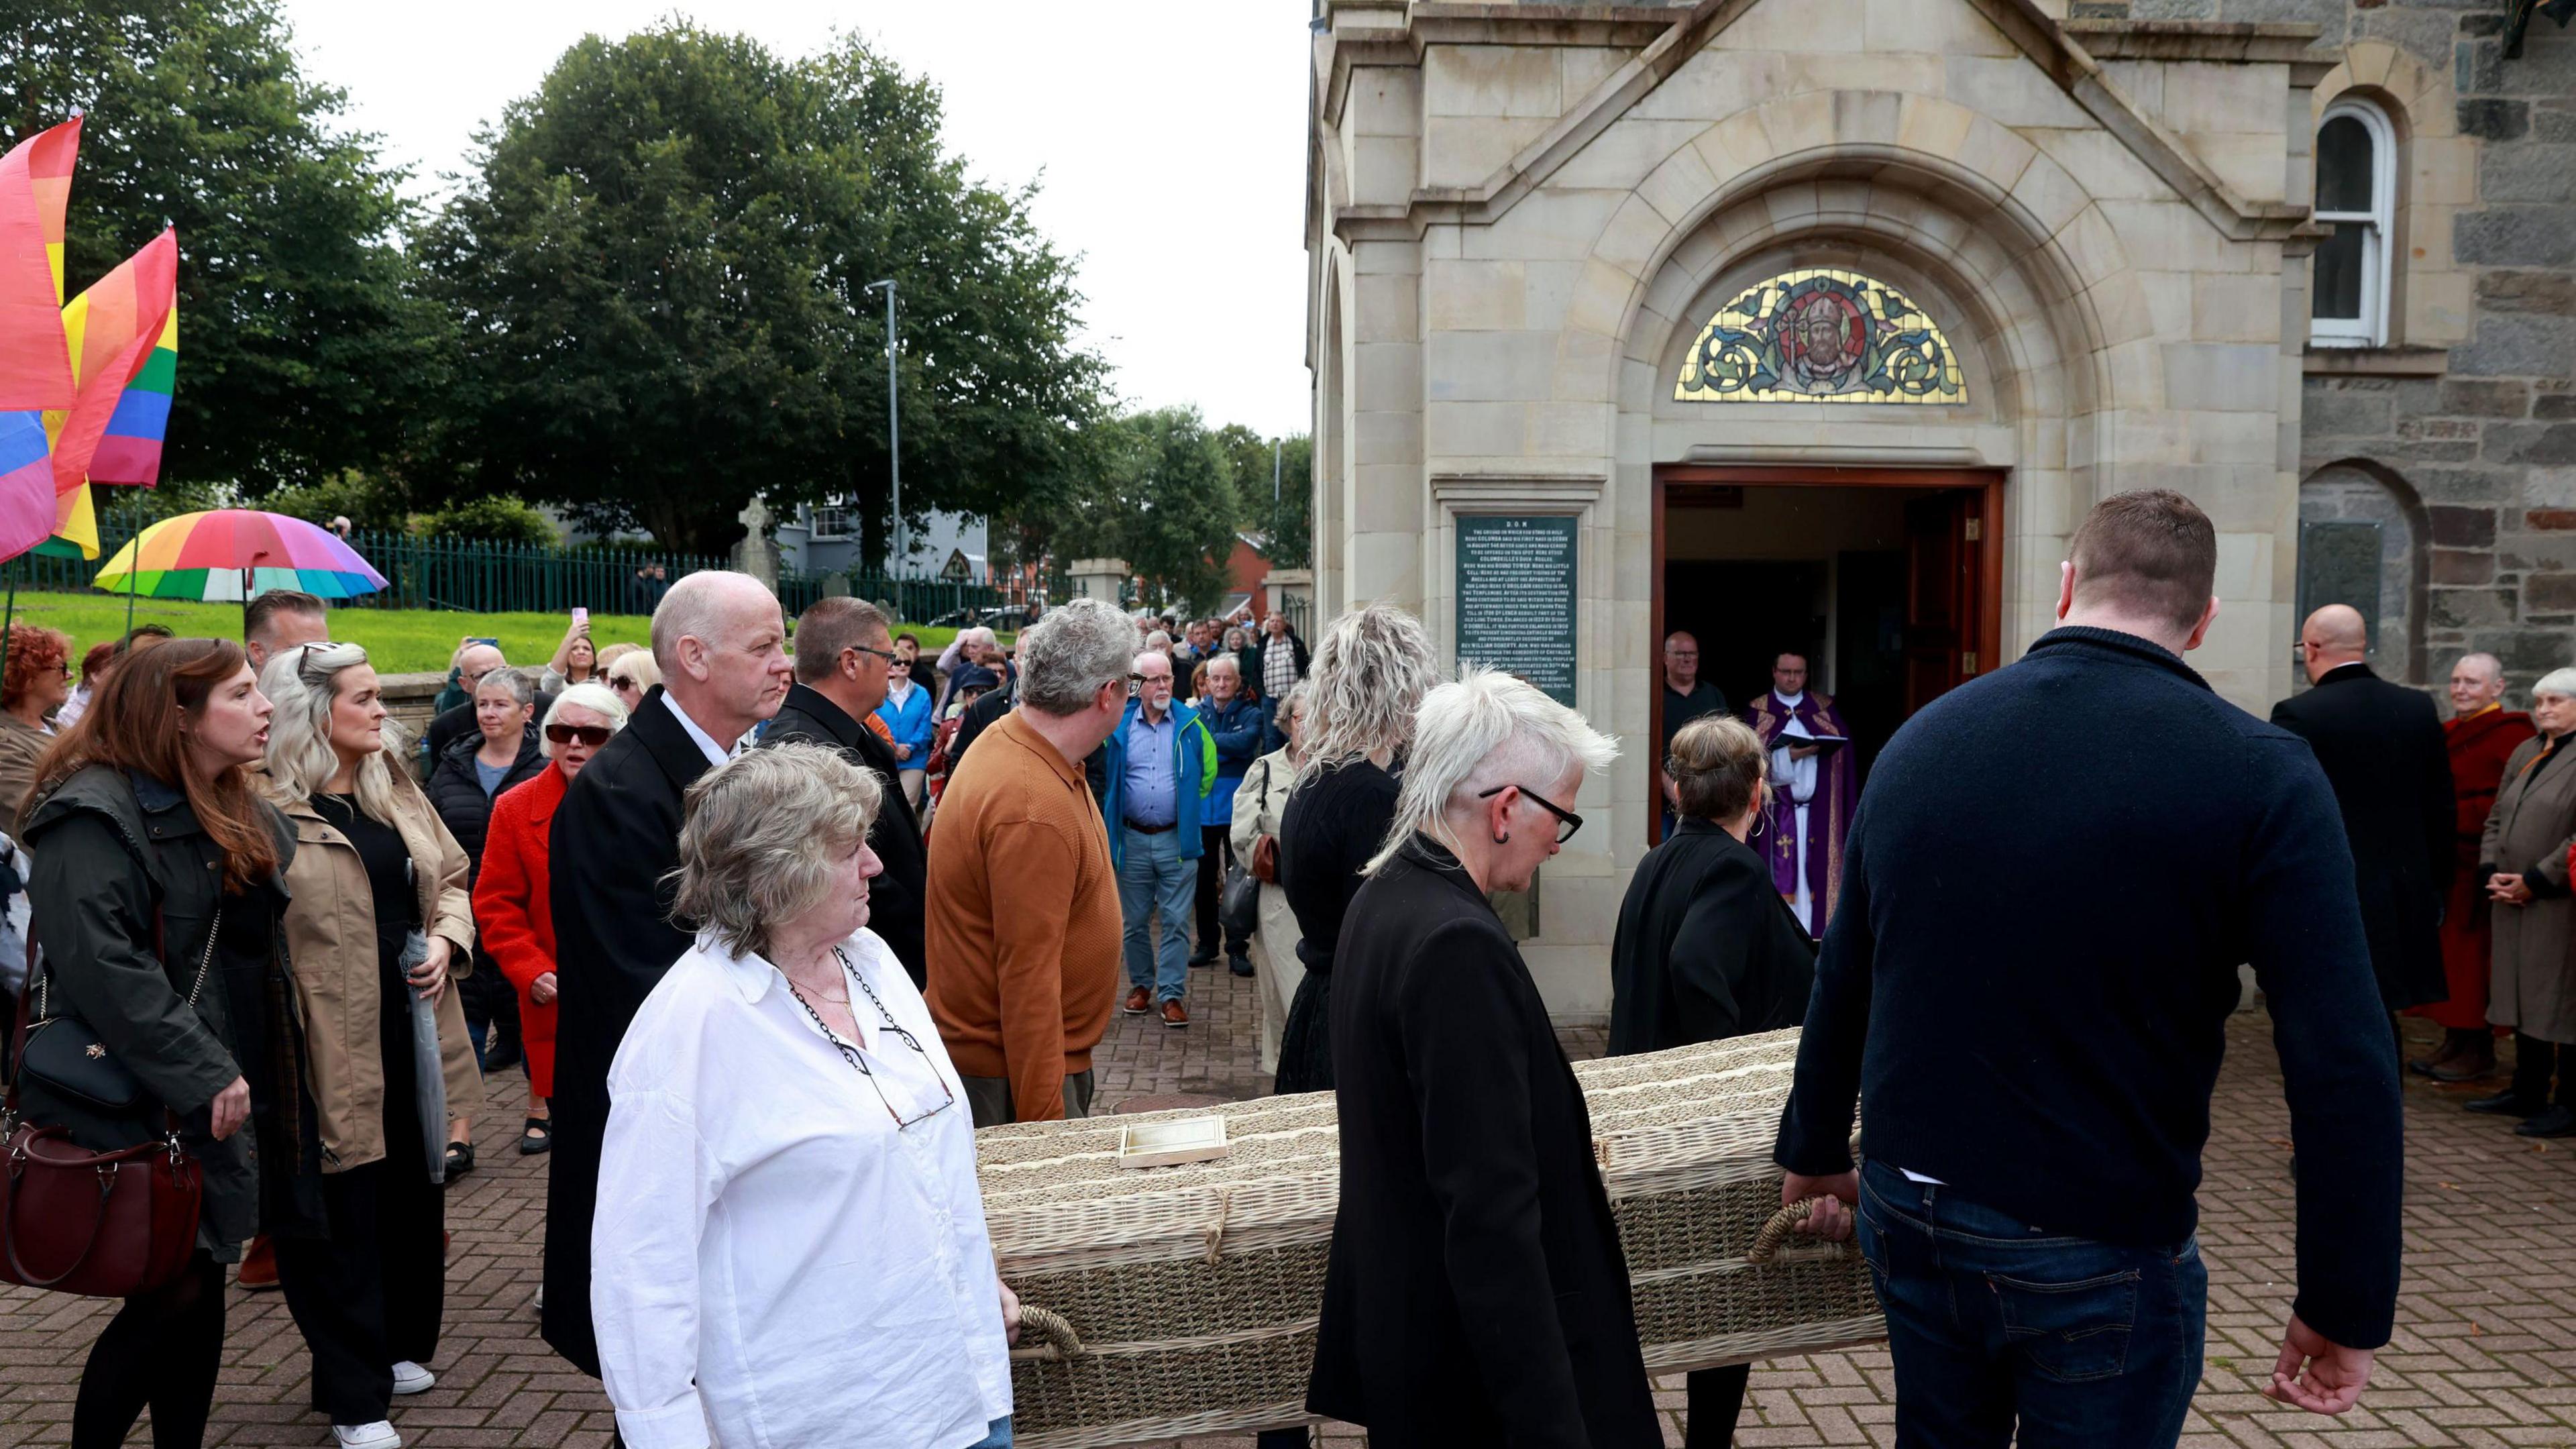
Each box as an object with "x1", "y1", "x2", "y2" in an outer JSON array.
[{"x1": 1747, "y1": 691, "x2": 1858, "y2": 935}]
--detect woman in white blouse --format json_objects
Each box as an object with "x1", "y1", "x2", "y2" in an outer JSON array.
[{"x1": 593, "y1": 743, "x2": 1019, "y2": 1449}]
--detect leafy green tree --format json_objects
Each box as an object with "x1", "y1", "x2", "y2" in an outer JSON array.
[
  {"x1": 259, "y1": 470, "x2": 411, "y2": 533},
  {"x1": 1055, "y1": 408, "x2": 1238, "y2": 615},
  {"x1": 1, "y1": 0, "x2": 451, "y2": 490},
  {"x1": 418, "y1": 22, "x2": 1104, "y2": 557},
  {"x1": 420, "y1": 494, "x2": 557, "y2": 545},
  {"x1": 1212, "y1": 427, "x2": 1312, "y2": 571}
]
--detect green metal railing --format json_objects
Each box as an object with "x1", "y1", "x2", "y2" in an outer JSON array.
[{"x1": 0, "y1": 522, "x2": 1074, "y2": 629}]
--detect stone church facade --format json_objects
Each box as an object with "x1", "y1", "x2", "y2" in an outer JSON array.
[{"x1": 1303, "y1": 0, "x2": 2574, "y2": 1013}]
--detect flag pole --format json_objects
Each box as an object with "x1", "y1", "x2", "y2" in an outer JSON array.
[{"x1": 123, "y1": 494, "x2": 137, "y2": 636}]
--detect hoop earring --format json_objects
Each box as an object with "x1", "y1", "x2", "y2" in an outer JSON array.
[{"x1": 1491, "y1": 830, "x2": 1511, "y2": 845}]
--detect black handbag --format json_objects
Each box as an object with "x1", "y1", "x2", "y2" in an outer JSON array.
[
  {"x1": 17, "y1": 912, "x2": 218, "y2": 1152},
  {"x1": 1220, "y1": 861, "x2": 1261, "y2": 938}
]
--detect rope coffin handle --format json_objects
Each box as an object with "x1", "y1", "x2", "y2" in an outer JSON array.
[
  {"x1": 1746, "y1": 1197, "x2": 1858, "y2": 1265},
  {"x1": 1012, "y1": 1303, "x2": 1084, "y2": 1362}
]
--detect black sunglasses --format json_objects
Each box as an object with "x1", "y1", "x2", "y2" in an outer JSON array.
[
  {"x1": 1478, "y1": 784, "x2": 1584, "y2": 844},
  {"x1": 545, "y1": 722, "x2": 612, "y2": 747}
]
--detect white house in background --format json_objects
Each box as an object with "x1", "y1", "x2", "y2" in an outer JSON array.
[{"x1": 775, "y1": 498, "x2": 990, "y2": 584}]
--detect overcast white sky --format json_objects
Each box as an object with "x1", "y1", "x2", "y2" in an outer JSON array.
[{"x1": 274, "y1": 0, "x2": 1316, "y2": 439}]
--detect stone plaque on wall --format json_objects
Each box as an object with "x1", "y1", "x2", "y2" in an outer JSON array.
[
  {"x1": 1456, "y1": 514, "x2": 1578, "y2": 706},
  {"x1": 2298, "y1": 520, "x2": 2383, "y2": 651}
]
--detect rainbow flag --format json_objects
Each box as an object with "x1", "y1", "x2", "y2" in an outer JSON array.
[
  {"x1": 0, "y1": 117, "x2": 79, "y2": 561},
  {"x1": 62, "y1": 229, "x2": 176, "y2": 486},
  {"x1": 0, "y1": 117, "x2": 78, "y2": 409},
  {"x1": 45, "y1": 229, "x2": 177, "y2": 557}
]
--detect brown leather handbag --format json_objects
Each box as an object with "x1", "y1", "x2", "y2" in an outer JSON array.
[{"x1": 0, "y1": 916, "x2": 213, "y2": 1298}]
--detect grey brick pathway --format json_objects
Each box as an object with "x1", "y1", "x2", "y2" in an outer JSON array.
[{"x1": 2, "y1": 971, "x2": 2568, "y2": 1448}]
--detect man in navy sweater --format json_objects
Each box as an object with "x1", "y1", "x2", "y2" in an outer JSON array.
[{"x1": 1774, "y1": 490, "x2": 2401, "y2": 1444}]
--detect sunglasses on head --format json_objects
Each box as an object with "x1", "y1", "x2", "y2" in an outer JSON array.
[{"x1": 545, "y1": 722, "x2": 613, "y2": 747}]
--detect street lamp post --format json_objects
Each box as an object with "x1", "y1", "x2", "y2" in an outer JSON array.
[{"x1": 865, "y1": 278, "x2": 902, "y2": 583}]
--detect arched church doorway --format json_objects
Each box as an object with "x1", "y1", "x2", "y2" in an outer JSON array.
[{"x1": 1650, "y1": 464, "x2": 2002, "y2": 846}]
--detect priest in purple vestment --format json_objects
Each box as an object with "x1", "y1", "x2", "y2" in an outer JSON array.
[{"x1": 1746, "y1": 651, "x2": 1858, "y2": 936}]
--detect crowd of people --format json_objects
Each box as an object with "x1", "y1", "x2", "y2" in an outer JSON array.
[{"x1": 1, "y1": 488, "x2": 2565, "y2": 1449}]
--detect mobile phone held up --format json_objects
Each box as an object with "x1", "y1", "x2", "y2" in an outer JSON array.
[{"x1": 572, "y1": 607, "x2": 589, "y2": 630}]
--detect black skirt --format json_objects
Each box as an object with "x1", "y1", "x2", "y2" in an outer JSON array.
[{"x1": 1273, "y1": 969, "x2": 1334, "y2": 1095}]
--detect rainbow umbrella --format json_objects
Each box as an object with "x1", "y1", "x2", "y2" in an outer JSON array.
[{"x1": 93, "y1": 508, "x2": 387, "y2": 600}]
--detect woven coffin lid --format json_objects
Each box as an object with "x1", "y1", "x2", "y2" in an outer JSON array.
[{"x1": 977, "y1": 1028, "x2": 1807, "y2": 1274}]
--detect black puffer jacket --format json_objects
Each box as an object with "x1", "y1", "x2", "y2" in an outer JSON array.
[
  {"x1": 20, "y1": 765, "x2": 315, "y2": 1258},
  {"x1": 426, "y1": 728, "x2": 545, "y2": 881}
]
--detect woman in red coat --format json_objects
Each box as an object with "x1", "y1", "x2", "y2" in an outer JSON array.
[
  {"x1": 474, "y1": 682, "x2": 628, "y2": 1152},
  {"x1": 2412, "y1": 655, "x2": 2536, "y2": 1081}
]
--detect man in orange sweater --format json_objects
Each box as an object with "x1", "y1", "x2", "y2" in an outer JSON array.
[{"x1": 928, "y1": 597, "x2": 1134, "y2": 1124}]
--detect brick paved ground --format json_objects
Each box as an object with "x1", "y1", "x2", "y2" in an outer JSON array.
[{"x1": 3, "y1": 973, "x2": 2569, "y2": 1448}]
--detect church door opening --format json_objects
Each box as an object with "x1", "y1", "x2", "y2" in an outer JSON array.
[{"x1": 1650, "y1": 466, "x2": 2002, "y2": 847}]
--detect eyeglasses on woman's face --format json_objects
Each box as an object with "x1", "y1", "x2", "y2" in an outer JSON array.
[
  {"x1": 545, "y1": 722, "x2": 613, "y2": 748},
  {"x1": 1478, "y1": 783, "x2": 1584, "y2": 845}
]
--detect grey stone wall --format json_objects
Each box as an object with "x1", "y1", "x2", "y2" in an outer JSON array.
[{"x1": 2084, "y1": 0, "x2": 2576, "y2": 699}]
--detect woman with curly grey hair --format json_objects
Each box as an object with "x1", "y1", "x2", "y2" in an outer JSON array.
[
  {"x1": 1273, "y1": 602, "x2": 1442, "y2": 1096},
  {"x1": 593, "y1": 743, "x2": 1019, "y2": 1449}
]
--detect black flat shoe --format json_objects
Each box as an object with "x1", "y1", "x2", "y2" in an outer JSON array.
[
  {"x1": 444, "y1": 1140, "x2": 476, "y2": 1177},
  {"x1": 2465, "y1": 1090, "x2": 2544, "y2": 1117},
  {"x1": 484, "y1": 1039, "x2": 525, "y2": 1073},
  {"x1": 1228, "y1": 953, "x2": 1254, "y2": 977},
  {"x1": 2514, "y1": 1105, "x2": 2576, "y2": 1138},
  {"x1": 519, "y1": 1118, "x2": 553, "y2": 1155},
  {"x1": 2430, "y1": 1053, "x2": 2497, "y2": 1083}
]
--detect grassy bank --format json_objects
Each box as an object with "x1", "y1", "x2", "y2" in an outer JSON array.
[{"x1": 0, "y1": 594, "x2": 970, "y2": 676}]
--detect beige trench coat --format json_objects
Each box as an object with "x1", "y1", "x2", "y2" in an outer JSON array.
[
  {"x1": 2480, "y1": 735, "x2": 2576, "y2": 1044},
  {"x1": 276, "y1": 776, "x2": 485, "y2": 1172},
  {"x1": 1229, "y1": 747, "x2": 1305, "y2": 1074}
]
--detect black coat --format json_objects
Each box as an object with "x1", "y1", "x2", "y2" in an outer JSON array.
[
  {"x1": 421, "y1": 689, "x2": 558, "y2": 775},
  {"x1": 761, "y1": 682, "x2": 928, "y2": 987},
  {"x1": 1307, "y1": 835, "x2": 1658, "y2": 1449},
  {"x1": 1607, "y1": 818, "x2": 1814, "y2": 1055},
  {"x1": 542, "y1": 688, "x2": 719, "y2": 1376},
  {"x1": 425, "y1": 727, "x2": 547, "y2": 880},
  {"x1": 2269, "y1": 662, "x2": 2456, "y2": 1010}
]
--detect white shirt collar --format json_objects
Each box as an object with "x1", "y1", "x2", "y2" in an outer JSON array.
[
  {"x1": 662, "y1": 692, "x2": 738, "y2": 767},
  {"x1": 884, "y1": 673, "x2": 913, "y2": 703},
  {"x1": 706, "y1": 930, "x2": 888, "y2": 1050},
  {"x1": 1774, "y1": 690, "x2": 1806, "y2": 709}
]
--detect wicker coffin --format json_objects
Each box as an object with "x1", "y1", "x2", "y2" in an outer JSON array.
[{"x1": 977, "y1": 1028, "x2": 1884, "y2": 1448}]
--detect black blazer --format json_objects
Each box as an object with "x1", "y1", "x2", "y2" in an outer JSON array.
[
  {"x1": 2269, "y1": 662, "x2": 2456, "y2": 1010},
  {"x1": 1307, "y1": 835, "x2": 1658, "y2": 1449},
  {"x1": 761, "y1": 682, "x2": 928, "y2": 987},
  {"x1": 541, "y1": 686, "x2": 720, "y2": 1377},
  {"x1": 1607, "y1": 818, "x2": 1815, "y2": 1055}
]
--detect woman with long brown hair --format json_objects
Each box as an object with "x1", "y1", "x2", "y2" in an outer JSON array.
[{"x1": 19, "y1": 637, "x2": 307, "y2": 1449}]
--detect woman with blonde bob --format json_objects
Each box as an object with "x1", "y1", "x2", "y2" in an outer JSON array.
[
  {"x1": 593, "y1": 743, "x2": 1019, "y2": 1449},
  {"x1": 1305, "y1": 668, "x2": 1653, "y2": 1448},
  {"x1": 259, "y1": 642, "x2": 484, "y2": 1449}
]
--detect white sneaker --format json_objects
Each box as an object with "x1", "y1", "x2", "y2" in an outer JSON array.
[
  {"x1": 535, "y1": 1283, "x2": 545, "y2": 1311},
  {"x1": 390, "y1": 1360, "x2": 435, "y2": 1395},
  {"x1": 333, "y1": 1423, "x2": 400, "y2": 1449}
]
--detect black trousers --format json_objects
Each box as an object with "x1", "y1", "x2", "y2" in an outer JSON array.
[
  {"x1": 1193, "y1": 825, "x2": 1248, "y2": 959},
  {"x1": 460, "y1": 953, "x2": 523, "y2": 1067},
  {"x1": 278, "y1": 1149, "x2": 447, "y2": 1421},
  {"x1": 72, "y1": 1251, "x2": 226, "y2": 1449},
  {"x1": 2512, "y1": 1032, "x2": 2573, "y2": 1107},
  {"x1": 1688, "y1": 1362, "x2": 1752, "y2": 1447}
]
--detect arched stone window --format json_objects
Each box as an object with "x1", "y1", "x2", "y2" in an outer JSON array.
[
  {"x1": 2298, "y1": 463, "x2": 2424, "y2": 686},
  {"x1": 2312, "y1": 98, "x2": 2398, "y2": 348}
]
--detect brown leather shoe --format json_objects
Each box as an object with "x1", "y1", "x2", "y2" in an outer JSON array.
[
  {"x1": 2430, "y1": 1049, "x2": 2498, "y2": 1083},
  {"x1": 1123, "y1": 986, "x2": 1151, "y2": 1016},
  {"x1": 1161, "y1": 999, "x2": 1189, "y2": 1029},
  {"x1": 235, "y1": 1234, "x2": 280, "y2": 1291}
]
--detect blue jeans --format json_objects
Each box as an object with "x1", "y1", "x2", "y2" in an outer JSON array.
[
  {"x1": 1855, "y1": 1160, "x2": 2206, "y2": 1449},
  {"x1": 964, "y1": 1417, "x2": 1012, "y2": 1448},
  {"x1": 1119, "y1": 824, "x2": 1194, "y2": 1002}
]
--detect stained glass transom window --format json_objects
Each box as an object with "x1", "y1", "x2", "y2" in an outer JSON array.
[{"x1": 1673, "y1": 268, "x2": 1967, "y2": 405}]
